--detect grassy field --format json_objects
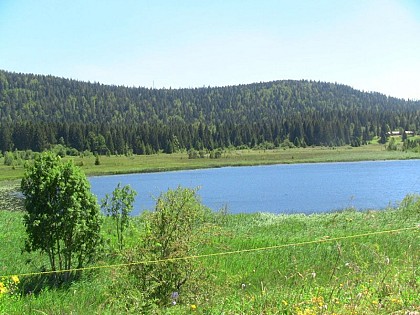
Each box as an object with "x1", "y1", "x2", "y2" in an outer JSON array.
[
  {"x1": 1, "y1": 143, "x2": 420, "y2": 181},
  {"x1": 0, "y1": 200, "x2": 419, "y2": 314}
]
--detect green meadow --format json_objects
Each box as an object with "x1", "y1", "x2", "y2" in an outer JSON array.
[{"x1": 0, "y1": 200, "x2": 419, "y2": 314}]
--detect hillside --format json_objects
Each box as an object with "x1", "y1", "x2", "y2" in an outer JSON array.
[{"x1": 1, "y1": 70, "x2": 420, "y2": 154}]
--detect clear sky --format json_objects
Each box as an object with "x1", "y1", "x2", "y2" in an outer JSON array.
[{"x1": 1, "y1": 0, "x2": 419, "y2": 100}]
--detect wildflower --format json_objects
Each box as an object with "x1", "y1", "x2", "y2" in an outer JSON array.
[
  {"x1": 171, "y1": 292, "x2": 179, "y2": 306},
  {"x1": 311, "y1": 296, "x2": 324, "y2": 307},
  {"x1": 282, "y1": 300, "x2": 288, "y2": 306},
  {"x1": 0, "y1": 282, "x2": 8, "y2": 294},
  {"x1": 241, "y1": 283, "x2": 246, "y2": 290},
  {"x1": 11, "y1": 275, "x2": 19, "y2": 284},
  {"x1": 297, "y1": 308, "x2": 317, "y2": 315},
  {"x1": 190, "y1": 304, "x2": 197, "y2": 311},
  {"x1": 391, "y1": 298, "x2": 402, "y2": 305},
  {"x1": 311, "y1": 272, "x2": 316, "y2": 278}
]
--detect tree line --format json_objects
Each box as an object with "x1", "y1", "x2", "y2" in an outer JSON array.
[{"x1": 1, "y1": 69, "x2": 420, "y2": 154}]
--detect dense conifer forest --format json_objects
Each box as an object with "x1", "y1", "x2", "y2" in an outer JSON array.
[{"x1": 1, "y1": 69, "x2": 420, "y2": 155}]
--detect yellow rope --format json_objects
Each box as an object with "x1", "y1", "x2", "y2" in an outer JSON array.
[{"x1": 1, "y1": 225, "x2": 418, "y2": 279}]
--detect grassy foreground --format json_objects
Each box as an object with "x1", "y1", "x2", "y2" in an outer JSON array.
[
  {"x1": 1, "y1": 143, "x2": 420, "y2": 181},
  {"x1": 1, "y1": 198, "x2": 419, "y2": 314}
]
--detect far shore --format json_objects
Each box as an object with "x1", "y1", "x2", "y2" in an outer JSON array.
[{"x1": 1, "y1": 144, "x2": 420, "y2": 183}]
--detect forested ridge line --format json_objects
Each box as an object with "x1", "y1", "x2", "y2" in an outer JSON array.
[{"x1": 1, "y1": 69, "x2": 420, "y2": 154}]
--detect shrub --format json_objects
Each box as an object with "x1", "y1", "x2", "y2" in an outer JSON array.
[
  {"x1": 188, "y1": 149, "x2": 199, "y2": 159},
  {"x1": 210, "y1": 148, "x2": 223, "y2": 159},
  {"x1": 3, "y1": 151, "x2": 14, "y2": 166},
  {"x1": 387, "y1": 137, "x2": 398, "y2": 151},
  {"x1": 21, "y1": 152, "x2": 102, "y2": 281},
  {"x1": 127, "y1": 187, "x2": 209, "y2": 306},
  {"x1": 101, "y1": 183, "x2": 137, "y2": 251}
]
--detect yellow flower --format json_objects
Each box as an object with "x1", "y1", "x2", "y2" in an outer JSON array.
[
  {"x1": 190, "y1": 304, "x2": 197, "y2": 311},
  {"x1": 311, "y1": 296, "x2": 324, "y2": 307},
  {"x1": 0, "y1": 282, "x2": 8, "y2": 294},
  {"x1": 11, "y1": 275, "x2": 20, "y2": 284},
  {"x1": 282, "y1": 299, "x2": 288, "y2": 306},
  {"x1": 297, "y1": 308, "x2": 317, "y2": 315},
  {"x1": 391, "y1": 298, "x2": 402, "y2": 305}
]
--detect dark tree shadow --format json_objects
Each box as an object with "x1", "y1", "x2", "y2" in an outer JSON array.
[{"x1": 19, "y1": 271, "x2": 83, "y2": 296}]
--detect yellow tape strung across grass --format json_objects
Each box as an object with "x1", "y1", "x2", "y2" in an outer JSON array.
[{"x1": 1, "y1": 225, "x2": 419, "y2": 279}]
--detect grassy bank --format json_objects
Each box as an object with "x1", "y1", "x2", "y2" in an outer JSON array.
[
  {"x1": 1, "y1": 199, "x2": 419, "y2": 314},
  {"x1": 1, "y1": 144, "x2": 420, "y2": 181}
]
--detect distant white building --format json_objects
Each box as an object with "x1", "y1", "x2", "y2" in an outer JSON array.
[{"x1": 386, "y1": 130, "x2": 415, "y2": 136}]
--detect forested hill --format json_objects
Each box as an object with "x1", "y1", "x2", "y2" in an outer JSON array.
[{"x1": 1, "y1": 69, "x2": 420, "y2": 154}]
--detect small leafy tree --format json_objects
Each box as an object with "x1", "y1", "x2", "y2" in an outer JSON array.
[
  {"x1": 387, "y1": 137, "x2": 398, "y2": 151},
  {"x1": 21, "y1": 152, "x2": 102, "y2": 280},
  {"x1": 3, "y1": 151, "x2": 14, "y2": 166},
  {"x1": 101, "y1": 183, "x2": 137, "y2": 250},
  {"x1": 128, "y1": 187, "x2": 209, "y2": 305},
  {"x1": 187, "y1": 148, "x2": 199, "y2": 159}
]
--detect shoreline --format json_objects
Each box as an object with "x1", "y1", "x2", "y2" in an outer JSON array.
[
  {"x1": 87, "y1": 156, "x2": 420, "y2": 179},
  {"x1": 1, "y1": 144, "x2": 420, "y2": 182}
]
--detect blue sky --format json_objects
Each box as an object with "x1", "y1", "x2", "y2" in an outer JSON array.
[{"x1": 1, "y1": 0, "x2": 419, "y2": 100}]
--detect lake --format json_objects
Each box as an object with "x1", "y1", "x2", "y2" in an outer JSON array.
[{"x1": 89, "y1": 160, "x2": 420, "y2": 215}]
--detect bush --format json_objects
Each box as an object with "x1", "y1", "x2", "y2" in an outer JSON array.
[
  {"x1": 101, "y1": 183, "x2": 137, "y2": 251},
  {"x1": 209, "y1": 149, "x2": 223, "y2": 159},
  {"x1": 127, "y1": 187, "x2": 209, "y2": 306},
  {"x1": 387, "y1": 137, "x2": 398, "y2": 151},
  {"x1": 3, "y1": 151, "x2": 14, "y2": 166},
  {"x1": 188, "y1": 149, "x2": 199, "y2": 159}
]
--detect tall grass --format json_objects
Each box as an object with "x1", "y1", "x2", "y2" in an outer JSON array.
[
  {"x1": 197, "y1": 208, "x2": 419, "y2": 314},
  {"x1": 1, "y1": 197, "x2": 419, "y2": 314}
]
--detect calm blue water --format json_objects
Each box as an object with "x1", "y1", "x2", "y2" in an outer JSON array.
[{"x1": 89, "y1": 160, "x2": 420, "y2": 215}]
